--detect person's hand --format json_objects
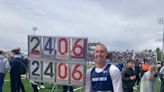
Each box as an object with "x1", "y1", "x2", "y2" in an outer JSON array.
[{"x1": 130, "y1": 76, "x2": 136, "y2": 80}]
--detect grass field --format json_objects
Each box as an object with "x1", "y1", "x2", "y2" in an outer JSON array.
[
  {"x1": 3, "y1": 71, "x2": 161, "y2": 92},
  {"x1": 3, "y1": 71, "x2": 85, "y2": 92},
  {"x1": 3, "y1": 78, "x2": 85, "y2": 92}
]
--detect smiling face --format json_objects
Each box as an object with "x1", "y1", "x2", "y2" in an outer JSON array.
[{"x1": 94, "y1": 44, "x2": 107, "y2": 64}]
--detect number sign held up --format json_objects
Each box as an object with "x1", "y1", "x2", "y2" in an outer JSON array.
[
  {"x1": 28, "y1": 35, "x2": 88, "y2": 63},
  {"x1": 28, "y1": 35, "x2": 88, "y2": 86}
]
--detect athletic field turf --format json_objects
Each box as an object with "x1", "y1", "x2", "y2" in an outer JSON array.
[{"x1": 3, "y1": 71, "x2": 161, "y2": 92}]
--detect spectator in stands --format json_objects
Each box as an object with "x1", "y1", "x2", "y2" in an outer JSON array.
[
  {"x1": 0, "y1": 50, "x2": 9, "y2": 92},
  {"x1": 86, "y1": 43, "x2": 122, "y2": 92}
]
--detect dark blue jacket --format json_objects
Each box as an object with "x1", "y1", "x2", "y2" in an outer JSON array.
[
  {"x1": 91, "y1": 64, "x2": 113, "y2": 92},
  {"x1": 10, "y1": 57, "x2": 21, "y2": 78}
]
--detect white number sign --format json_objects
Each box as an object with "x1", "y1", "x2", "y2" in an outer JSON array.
[
  {"x1": 56, "y1": 63, "x2": 69, "y2": 85},
  {"x1": 28, "y1": 36, "x2": 42, "y2": 58},
  {"x1": 70, "y1": 64, "x2": 84, "y2": 85},
  {"x1": 43, "y1": 36, "x2": 55, "y2": 59},
  {"x1": 56, "y1": 37, "x2": 70, "y2": 60},
  {"x1": 43, "y1": 61, "x2": 55, "y2": 83},
  {"x1": 71, "y1": 38, "x2": 87, "y2": 62},
  {"x1": 28, "y1": 35, "x2": 88, "y2": 86},
  {"x1": 30, "y1": 59, "x2": 42, "y2": 82}
]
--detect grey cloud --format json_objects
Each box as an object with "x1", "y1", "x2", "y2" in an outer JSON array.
[{"x1": 0, "y1": 0, "x2": 164, "y2": 52}]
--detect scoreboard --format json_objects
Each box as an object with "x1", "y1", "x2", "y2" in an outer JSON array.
[{"x1": 28, "y1": 35, "x2": 88, "y2": 86}]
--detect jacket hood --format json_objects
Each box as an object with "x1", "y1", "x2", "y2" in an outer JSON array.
[{"x1": 13, "y1": 54, "x2": 22, "y2": 59}]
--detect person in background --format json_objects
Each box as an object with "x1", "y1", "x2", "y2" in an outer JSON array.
[
  {"x1": 115, "y1": 62, "x2": 123, "y2": 71},
  {"x1": 4, "y1": 53, "x2": 11, "y2": 70},
  {"x1": 31, "y1": 81, "x2": 39, "y2": 92},
  {"x1": 40, "y1": 83, "x2": 45, "y2": 89},
  {"x1": 141, "y1": 59, "x2": 149, "y2": 77},
  {"x1": 62, "y1": 85, "x2": 73, "y2": 92},
  {"x1": 20, "y1": 81, "x2": 25, "y2": 92},
  {"x1": 159, "y1": 62, "x2": 164, "y2": 81},
  {"x1": 134, "y1": 60, "x2": 141, "y2": 89},
  {"x1": 106, "y1": 52, "x2": 113, "y2": 64},
  {"x1": 159, "y1": 62, "x2": 164, "y2": 92},
  {"x1": 86, "y1": 43, "x2": 122, "y2": 92},
  {"x1": 122, "y1": 60, "x2": 136, "y2": 92},
  {"x1": 37, "y1": 82, "x2": 45, "y2": 90},
  {"x1": 140, "y1": 64, "x2": 158, "y2": 92},
  {"x1": 10, "y1": 47, "x2": 24, "y2": 92},
  {"x1": 157, "y1": 62, "x2": 162, "y2": 72},
  {"x1": 0, "y1": 50, "x2": 9, "y2": 92}
]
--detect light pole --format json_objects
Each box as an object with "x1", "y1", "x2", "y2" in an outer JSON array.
[
  {"x1": 158, "y1": 18, "x2": 164, "y2": 62},
  {"x1": 32, "y1": 26, "x2": 37, "y2": 35}
]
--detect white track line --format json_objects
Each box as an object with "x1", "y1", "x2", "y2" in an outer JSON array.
[{"x1": 74, "y1": 87, "x2": 82, "y2": 91}]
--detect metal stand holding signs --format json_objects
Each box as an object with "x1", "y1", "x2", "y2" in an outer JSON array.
[
  {"x1": 55, "y1": 85, "x2": 57, "y2": 92},
  {"x1": 51, "y1": 84, "x2": 56, "y2": 92},
  {"x1": 52, "y1": 85, "x2": 83, "y2": 92},
  {"x1": 80, "y1": 87, "x2": 82, "y2": 92}
]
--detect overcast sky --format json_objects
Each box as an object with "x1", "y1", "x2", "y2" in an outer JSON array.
[{"x1": 0, "y1": 0, "x2": 164, "y2": 53}]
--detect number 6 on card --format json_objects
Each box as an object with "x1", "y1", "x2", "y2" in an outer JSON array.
[
  {"x1": 70, "y1": 64, "x2": 84, "y2": 86},
  {"x1": 71, "y1": 38, "x2": 87, "y2": 61}
]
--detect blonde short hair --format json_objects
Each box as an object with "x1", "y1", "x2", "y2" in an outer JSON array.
[{"x1": 95, "y1": 43, "x2": 108, "y2": 52}]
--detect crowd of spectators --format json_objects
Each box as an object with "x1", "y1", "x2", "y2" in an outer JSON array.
[{"x1": 87, "y1": 50, "x2": 157, "y2": 63}]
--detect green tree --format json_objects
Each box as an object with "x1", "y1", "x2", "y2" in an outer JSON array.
[{"x1": 156, "y1": 47, "x2": 161, "y2": 61}]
